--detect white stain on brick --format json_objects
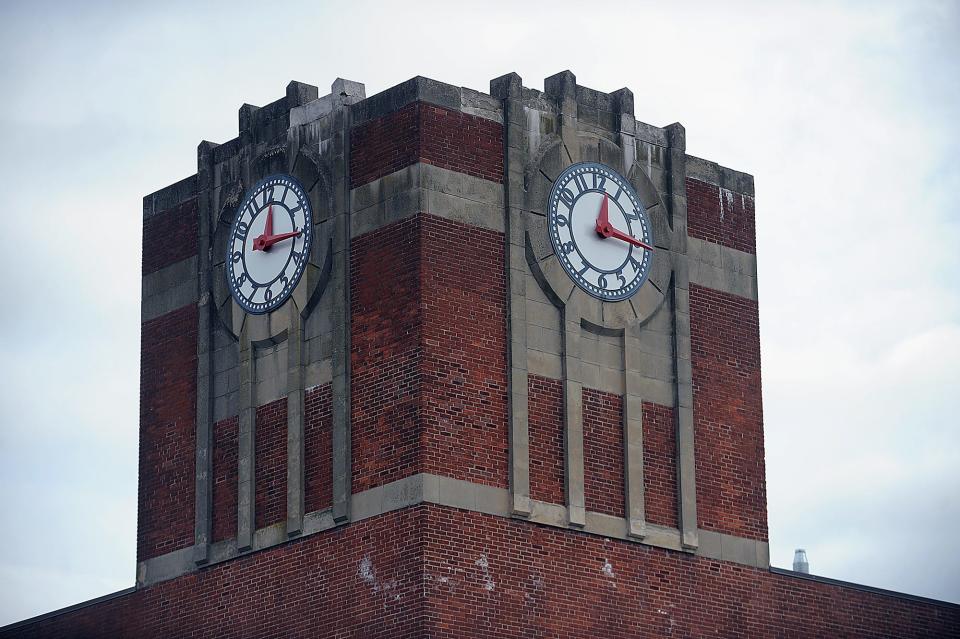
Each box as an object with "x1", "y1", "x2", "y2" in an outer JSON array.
[
  {"x1": 358, "y1": 555, "x2": 378, "y2": 591},
  {"x1": 358, "y1": 555, "x2": 401, "y2": 605},
  {"x1": 602, "y1": 559, "x2": 615, "y2": 578},
  {"x1": 475, "y1": 554, "x2": 496, "y2": 592}
]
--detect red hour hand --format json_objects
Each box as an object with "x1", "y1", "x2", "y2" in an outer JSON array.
[
  {"x1": 255, "y1": 230, "x2": 301, "y2": 251},
  {"x1": 595, "y1": 193, "x2": 654, "y2": 251}
]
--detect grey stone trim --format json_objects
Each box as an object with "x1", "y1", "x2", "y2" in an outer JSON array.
[
  {"x1": 562, "y1": 314, "x2": 586, "y2": 528},
  {"x1": 350, "y1": 163, "x2": 504, "y2": 238},
  {"x1": 331, "y1": 102, "x2": 353, "y2": 524},
  {"x1": 134, "y1": 472, "x2": 773, "y2": 589},
  {"x1": 349, "y1": 76, "x2": 503, "y2": 127},
  {"x1": 667, "y1": 123, "x2": 700, "y2": 552},
  {"x1": 142, "y1": 173, "x2": 197, "y2": 219},
  {"x1": 141, "y1": 257, "x2": 199, "y2": 323},
  {"x1": 492, "y1": 72, "x2": 532, "y2": 518},
  {"x1": 193, "y1": 141, "x2": 216, "y2": 565},
  {"x1": 685, "y1": 154, "x2": 755, "y2": 197},
  {"x1": 696, "y1": 529, "x2": 770, "y2": 569},
  {"x1": 289, "y1": 78, "x2": 365, "y2": 127},
  {"x1": 622, "y1": 330, "x2": 646, "y2": 539},
  {"x1": 236, "y1": 324, "x2": 255, "y2": 551},
  {"x1": 286, "y1": 311, "x2": 305, "y2": 536},
  {"x1": 688, "y1": 236, "x2": 758, "y2": 300}
]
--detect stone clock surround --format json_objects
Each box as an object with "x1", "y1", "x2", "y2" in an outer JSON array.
[{"x1": 134, "y1": 73, "x2": 768, "y2": 587}]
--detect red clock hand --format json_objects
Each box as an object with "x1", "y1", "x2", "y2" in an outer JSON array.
[
  {"x1": 595, "y1": 192, "x2": 654, "y2": 251},
  {"x1": 604, "y1": 225, "x2": 654, "y2": 251},
  {"x1": 264, "y1": 204, "x2": 273, "y2": 237},
  {"x1": 595, "y1": 193, "x2": 610, "y2": 233},
  {"x1": 257, "y1": 230, "x2": 302, "y2": 251}
]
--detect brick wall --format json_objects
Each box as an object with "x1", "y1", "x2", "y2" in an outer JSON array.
[
  {"x1": 527, "y1": 375, "x2": 564, "y2": 505},
  {"x1": 304, "y1": 383, "x2": 333, "y2": 513},
  {"x1": 642, "y1": 402, "x2": 677, "y2": 529},
  {"x1": 418, "y1": 104, "x2": 502, "y2": 183},
  {"x1": 421, "y1": 215, "x2": 508, "y2": 487},
  {"x1": 690, "y1": 283, "x2": 767, "y2": 540},
  {"x1": 138, "y1": 304, "x2": 197, "y2": 561},
  {"x1": 255, "y1": 398, "x2": 287, "y2": 530},
  {"x1": 686, "y1": 177, "x2": 756, "y2": 254},
  {"x1": 9, "y1": 506, "x2": 957, "y2": 638},
  {"x1": 583, "y1": 388, "x2": 624, "y2": 517},
  {"x1": 350, "y1": 102, "x2": 503, "y2": 189},
  {"x1": 351, "y1": 215, "x2": 422, "y2": 491},
  {"x1": 212, "y1": 415, "x2": 238, "y2": 543},
  {"x1": 142, "y1": 199, "x2": 198, "y2": 274},
  {"x1": 420, "y1": 506, "x2": 959, "y2": 638},
  {"x1": 5, "y1": 509, "x2": 428, "y2": 639}
]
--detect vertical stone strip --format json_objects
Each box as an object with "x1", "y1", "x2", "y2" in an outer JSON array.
[
  {"x1": 544, "y1": 71, "x2": 581, "y2": 166},
  {"x1": 193, "y1": 141, "x2": 216, "y2": 564},
  {"x1": 622, "y1": 327, "x2": 646, "y2": 538},
  {"x1": 545, "y1": 71, "x2": 586, "y2": 528},
  {"x1": 332, "y1": 103, "x2": 352, "y2": 523},
  {"x1": 237, "y1": 322, "x2": 255, "y2": 550},
  {"x1": 562, "y1": 311, "x2": 585, "y2": 527},
  {"x1": 666, "y1": 123, "x2": 698, "y2": 551},
  {"x1": 286, "y1": 307, "x2": 305, "y2": 535},
  {"x1": 491, "y1": 72, "x2": 531, "y2": 517}
]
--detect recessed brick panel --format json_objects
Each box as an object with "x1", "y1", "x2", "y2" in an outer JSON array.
[
  {"x1": 137, "y1": 304, "x2": 197, "y2": 562},
  {"x1": 421, "y1": 215, "x2": 508, "y2": 487},
  {"x1": 686, "y1": 177, "x2": 756, "y2": 254},
  {"x1": 304, "y1": 383, "x2": 333, "y2": 513},
  {"x1": 642, "y1": 402, "x2": 677, "y2": 528},
  {"x1": 255, "y1": 398, "x2": 287, "y2": 530},
  {"x1": 212, "y1": 415, "x2": 238, "y2": 543},
  {"x1": 690, "y1": 283, "x2": 767, "y2": 541},
  {"x1": 583, "y1": 388, "x2": 624, "y2": 518},
  {"x1": 418, "y1": 104, "x2": 503, "y2": 183},
  {"x1": 351, "y1": 215, "x2": 422, "y2": 491},
  {"x1": 142, "y1": 198, "x2": 198, "y2": 275},
  {"x1": 350, "y1": 102, "x2": 503, "y2": 189},
  {"x1": 528, "y1": 374, "x2": 564, "y2": 506}
]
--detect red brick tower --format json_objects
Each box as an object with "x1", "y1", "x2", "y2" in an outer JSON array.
[{"x1": 3, "y1": 72, "x2": 958, "y2": 638}]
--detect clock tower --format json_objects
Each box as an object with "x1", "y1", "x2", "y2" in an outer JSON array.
[{"x1": 4, "y1": 72, "x2": 957, "y2": 638}]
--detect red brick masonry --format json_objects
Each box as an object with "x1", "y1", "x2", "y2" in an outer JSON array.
[
  {"x1": 690, "y1": 283, "x2": 767, "y2": 541},
  {"x1": 141, "y1": 198, "x2": 198, "y2": 275},
  {"x1": 686, "y1": 177, "x2": 756, "y2": 254},
  {"x1": 137, "y1": 303, "x2": 197, "y2": 562},
  {"x1": 211, "y1": 415, "x2": 238, "y2": 543},
  {"x1": 583, "y1": 388, "x2": 624, "y2": 517},
  {"x1": 8, "y1": 506, "x2": 957, "y2": 638},
  {"x1": 351, "y1": 214, "x2": 509, "y2": 492},
  {"x1": 350, "y1": 102, "x2": 503, "y2": 189},
  {"x1": 528, "y1": 374, "x2": 565, "y2": 506}
]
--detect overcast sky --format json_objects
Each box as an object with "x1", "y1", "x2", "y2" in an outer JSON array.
[{"x1": 1, "y1": 0, "x2": 958, "y2": 626}]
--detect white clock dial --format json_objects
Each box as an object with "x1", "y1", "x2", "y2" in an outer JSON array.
[
  {"x1": 547, "y1": 162, "x2": 654, "y2": 301},
  {"x1": 226, "y1": 174, "x2": 313, "y2": 315}
]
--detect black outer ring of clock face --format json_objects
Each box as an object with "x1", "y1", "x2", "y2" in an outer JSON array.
[
  {"x1": 226, "y1": 174, "x2": 313, "y2": 315},
  {"x1": 547, "y1": 162, "x2": 654, "y2": 302}
]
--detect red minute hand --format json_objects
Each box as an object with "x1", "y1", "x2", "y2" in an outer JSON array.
[{"x1": 595, "y1": 193, "x2": 654, "y2": 251}]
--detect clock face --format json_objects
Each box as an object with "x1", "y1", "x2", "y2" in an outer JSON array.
[
  {"x1": 226, "y1": 174, "x2": 313, "y2": 315},
  {"x1": 547, "y1": 162, "x2": 654, "y2": 301}
]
